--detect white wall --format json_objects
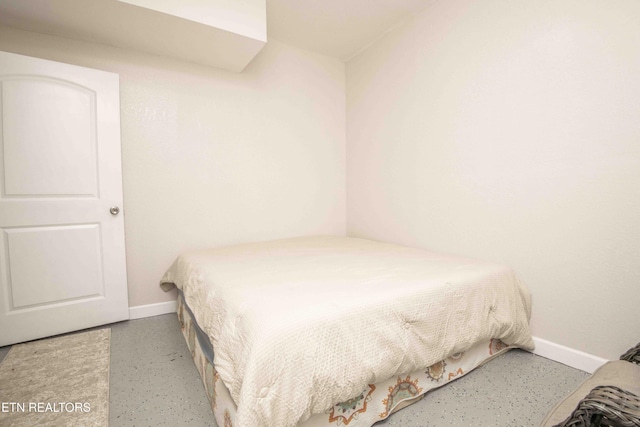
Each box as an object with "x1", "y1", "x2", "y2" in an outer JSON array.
[
  {"x1": 0, "y1": 25, "x2": 346, "y2": 307},
  {"x1": 347, "y1": 0, "x2": 640, "y2": 360}
]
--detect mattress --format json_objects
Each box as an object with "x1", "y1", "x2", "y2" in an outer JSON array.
[
  {"x1": 161, "y1": 236, "x2": 534, "y2": 427},
  {"x1": 177, "y1": 291, "x2": 517, "y2": 427}
]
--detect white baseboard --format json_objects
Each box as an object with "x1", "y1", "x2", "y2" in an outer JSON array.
[
  {"x1": 532, "y1": 336, "x2": 608, "y2": 374},
  {"x1": 129, "y1": 300, "x2": 177, "y2": 320}
]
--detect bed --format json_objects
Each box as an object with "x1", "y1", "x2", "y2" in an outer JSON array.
[{"x1": 160, "y1": 236, "x2": 534, "y2": 427}]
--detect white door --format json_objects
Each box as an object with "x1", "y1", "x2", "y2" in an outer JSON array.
[{"x1": 0, "y1": 51, "x2": 129, "y2": 346}]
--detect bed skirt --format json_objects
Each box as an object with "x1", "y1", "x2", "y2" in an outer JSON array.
[{"x1": 176, "y1": 293, "x2": 513, "y2": 427}]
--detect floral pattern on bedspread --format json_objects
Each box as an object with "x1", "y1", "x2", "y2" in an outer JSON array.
[
  {"x1": 327, "y1": 384, "x2": 375, "y2": 425},
  {"x1": 426, "y1": 360, "x2": 446, "y2": 382},
  {"x1": 379, "y1": 376, "x2": 423, "y2": 418},
  {"x1": 176, "y1": 293, "x2": 516, "y2": 427},
  {"x1": 224, "y1": 409, "x2": 233, "y2": 427},
  {"x1": 490, "y1": 338, "x2": 508, "y2": 355}
]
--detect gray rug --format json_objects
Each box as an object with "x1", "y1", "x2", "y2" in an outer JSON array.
[{"x1": 0, "y1": 329, "x2": 110, "y2": 426}]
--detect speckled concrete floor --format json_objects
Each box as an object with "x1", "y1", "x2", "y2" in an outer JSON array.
[
  {"x1": 375, "y1": 349, "x2": 589, "y2": 426},
  {"x1": 0, "y1": 314, "x2": 591, "y2": 426},
  {"x1": 107, "y1": 314, "x2": 214, "y2": 426}
]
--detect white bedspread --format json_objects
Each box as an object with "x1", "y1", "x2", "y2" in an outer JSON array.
[{"x1": 160, "y1": 236, "x2": 534, "y2": 427}]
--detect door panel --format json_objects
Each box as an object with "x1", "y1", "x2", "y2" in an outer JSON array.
[
  {"x1": 0, "y1": 51, "x2": 129, "y2": 346},
  {"x1": 2, "y1": 78, "x2": 97, "y2": 197},
  {"x1": 4, "y1": 224, "x2": 103, "y2": 309}
]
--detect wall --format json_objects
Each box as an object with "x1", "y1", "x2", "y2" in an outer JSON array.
[
  {"x1": 346, "y1": 0, "x2": 640, "y2": 360},
  {"x1": 0, "y1": 25, "x2": 346, "y2": 307}
]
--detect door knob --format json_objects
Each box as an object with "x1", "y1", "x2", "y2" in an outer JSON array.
[{"x1": 110, "y1": 206, "x2": 120, "y2": 215}]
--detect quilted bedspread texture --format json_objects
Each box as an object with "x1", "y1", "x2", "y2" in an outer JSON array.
[{"x1": 160, "y1": 236, "x2": 534, "y2": 427}]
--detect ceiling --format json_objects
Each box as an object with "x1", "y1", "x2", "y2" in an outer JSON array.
[
  {"x1": 0, "y1": 0, "x2": 267, "y2": 71},
  {"x1": 0, "y1": 0, "x2": 436, "y2": 66},
  {"x1": 267, "y1": 0, "x2": 435, "y2": 61}
]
